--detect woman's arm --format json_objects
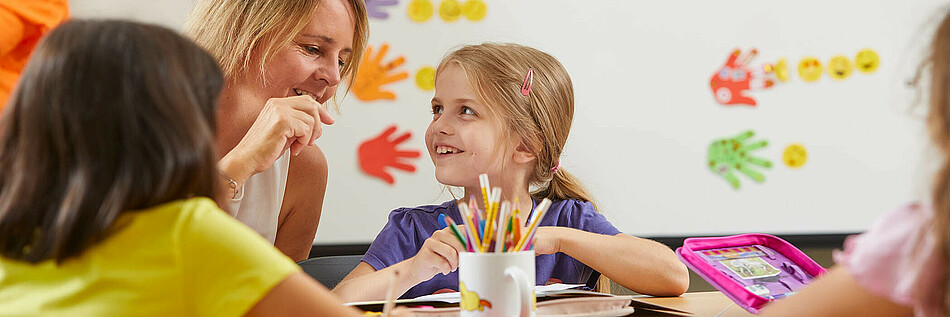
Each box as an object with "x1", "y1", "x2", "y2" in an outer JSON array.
[
  {"x1": 534, "y1": 227, "x2": 689, "y2": 296},
  {"x1": 759, "y1": 266, "x2": 912, "y2": 317},
  {"x1": 275, "y1": 145, "x2": 328, "y2": 261},
  {"x1": 245, "y1": 271, "x2": 413, "y2": 317}
]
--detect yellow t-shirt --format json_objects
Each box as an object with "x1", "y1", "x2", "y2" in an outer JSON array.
[{"x1": 0, "y1": 197, "x2": 300, "y2": 316}]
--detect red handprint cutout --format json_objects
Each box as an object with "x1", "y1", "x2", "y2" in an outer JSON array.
[
  {"x1": 710, "y1": 48, "x2": 775, "y2": 106},
  {"x1": 358, "y1": 125, "x2": 421, "y2": 185}
]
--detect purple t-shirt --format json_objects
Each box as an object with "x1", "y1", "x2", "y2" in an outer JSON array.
[{"x1": 362, "y1": 198, "x2": 622, "y2": 299}]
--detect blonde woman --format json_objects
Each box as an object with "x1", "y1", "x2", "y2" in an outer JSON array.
[{"x1": 185, "y1": 0, "x2": 368, "y2": 261}]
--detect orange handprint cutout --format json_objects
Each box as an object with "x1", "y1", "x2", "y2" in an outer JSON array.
[
  {"x1": 358, "y1": 125, "x2": 421, "y2": 185},
  {"x1": 353, "y1": 43, "x2": 410, "y2": 102}
]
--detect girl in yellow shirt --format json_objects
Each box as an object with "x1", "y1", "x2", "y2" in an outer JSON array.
[{"x1": 0, "y1": 20, "x2": 404, "y2": 317}]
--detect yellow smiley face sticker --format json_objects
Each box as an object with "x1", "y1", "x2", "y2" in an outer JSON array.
[
  {"x1": 773, "y1": 58, "x2": 790, "y2": 82},
  {"x1": 407, "y1": 0, "x2": 434, "y2": 23},
  {"x1": 783, "y1": 143, "x2": 807, "y2": 168},
  {"x1": 439, "y1": 0, "x2": 461, "y2": 22},
  {"x1": 855, "y1": 48, "x2": 880, "y2": 74},
  {"x1": 415, "y1": 66, "x2": 436, "y2": 91},
  {"x1": 461, "y1": 0, "x2": 487, "y2": 21},
  {"x1": 827, "y1": 55, "x2": 853, "y2": 81},
  {"x1": 798, "y1": 57, "x2": 822, "y2": 82}
]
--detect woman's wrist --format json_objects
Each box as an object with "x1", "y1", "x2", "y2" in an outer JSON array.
[{"x1": 219, "y1": 149, "x2": 254, "y2": 189}]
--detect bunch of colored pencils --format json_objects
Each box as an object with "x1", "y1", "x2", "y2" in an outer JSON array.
[{"x1": 442, "y1": 173, "x2": 552, "y2": 253}]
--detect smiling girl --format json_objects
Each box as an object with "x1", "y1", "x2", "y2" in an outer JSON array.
[{"x1": 332, "y1": 43, "x2": 689, "y2": 301}]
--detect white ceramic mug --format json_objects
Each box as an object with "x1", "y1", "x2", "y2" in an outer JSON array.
[{"x1": 458, "y1": 251, "x2": 535, "y2": 317}]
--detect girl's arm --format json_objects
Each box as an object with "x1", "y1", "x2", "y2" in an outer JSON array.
[
  {"x1": 758, "y1": 266, "x2": 912, "y2": 317},
  {"x1": 245, "y1": 271, "x2": 413, "y2": 317},
  {"x1": 533, "y1": 227, "x2": 689, "y2": 296},
  {"x1": 332, "y1": 226, "x2": 467, "y2": 302},
  {"x1": 332, "y1": 261, "x2": 425, "y2": 302}
]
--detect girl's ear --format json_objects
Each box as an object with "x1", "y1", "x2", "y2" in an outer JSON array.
[{"x1": 513, "y1": 142, "x2": 536, "y2": 165}]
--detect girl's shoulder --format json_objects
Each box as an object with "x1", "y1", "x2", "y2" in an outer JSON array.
[
  {"x1": 834, "y1": 203, "x2": 941, "y2": 309},
  {"x1": 387, "y1": 200, "x2": 458, "y2": 220},
  {"x1": 545, "y1": 198, "x2": 596, "y2": 217}
]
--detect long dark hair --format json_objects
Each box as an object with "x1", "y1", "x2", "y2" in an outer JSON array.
[{"x1": 0, "y1": 20, "x2": 223, "y2": 263}]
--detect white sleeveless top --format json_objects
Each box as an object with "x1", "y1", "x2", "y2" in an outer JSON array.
[{"x1": 229, "y1": 150, "x2": 291, "y2": 243}]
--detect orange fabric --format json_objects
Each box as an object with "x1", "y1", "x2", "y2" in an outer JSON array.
[{"x1": 0, "y1": 0, "x2": 68, "y2": 106}]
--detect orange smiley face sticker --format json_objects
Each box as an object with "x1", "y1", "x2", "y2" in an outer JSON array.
[{"x1": 798, "y1": 57, "x2": 822, "y2": 82}]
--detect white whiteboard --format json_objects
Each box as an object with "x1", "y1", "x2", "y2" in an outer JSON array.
[{"x1": 70, "y1": 0, "x2": 945, "y2": 244}]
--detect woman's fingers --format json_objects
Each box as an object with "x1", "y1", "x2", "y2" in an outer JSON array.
[
  {"x1": 284, "y1": 109, "x2": 315, "y2": 156},
  {"x1": 285, "y1": 95, "x2": 334, "y2": 145}
]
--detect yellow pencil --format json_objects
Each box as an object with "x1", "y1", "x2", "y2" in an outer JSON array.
[
  {"x1": 479, "y1": 173, "x2": 490, "y2": 211},
  {"x1": 481, "y1": 187, "x2": 501, "y2": 251}
]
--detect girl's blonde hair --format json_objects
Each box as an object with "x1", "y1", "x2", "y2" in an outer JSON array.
[
  {"x1": 436, "y1": 43, "x2": 610, "y2": 293},
  {"x1": 183, "y1": 0, "x2": 368, "y2": 110},
  {"x1": 922, "y1": 9, "x2": 950, "y2": 314}
]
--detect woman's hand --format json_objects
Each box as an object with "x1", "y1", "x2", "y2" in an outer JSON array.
[
  {"x1": 220, "y1": 95, "x2": 335, "y2": 186},
  {"x1": 530, "y1": 227, "x2": 563, "y2": 255},
  {"x1": 405, "y1": 226, "x2": 467, "y2": 284}
]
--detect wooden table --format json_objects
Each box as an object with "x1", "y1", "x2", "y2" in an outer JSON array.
[{"x1": 630, "y1": 292, "x2": 754, "y2": 316}]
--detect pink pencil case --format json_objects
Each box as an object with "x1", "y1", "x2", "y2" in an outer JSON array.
[{"x1": 675, "y1": 233, "x2": 828, "y2": 314}]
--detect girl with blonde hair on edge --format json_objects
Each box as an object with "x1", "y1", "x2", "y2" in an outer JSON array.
[{"x1": 761, "y1": 9, "x2": 950, "y2": 317}]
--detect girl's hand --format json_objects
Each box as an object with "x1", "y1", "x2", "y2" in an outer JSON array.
[
  {"x1": 406, "y1": 226, "x2": 467, "y2": 283},
  {"x1": 530, "y1": 227, "x2": 563, "y2": 255},
  {"x1": 221, "y1": 95, "x2": 335, "y2": 185}
]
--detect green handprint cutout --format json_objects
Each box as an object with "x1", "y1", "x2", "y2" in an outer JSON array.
[{"x1": 708, "y1": 130, "x2": 772, "y2": 189}]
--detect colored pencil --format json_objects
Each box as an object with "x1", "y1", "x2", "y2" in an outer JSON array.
[
  {"x1": 513, "y1": 198, "x2": 552, "y2": 251},
  {"x1": 445, "y1": 216, "x2": 468, "y2": 249},
  {"x1": 494, "y1": 201, "x2": 509, "y2": 253}
]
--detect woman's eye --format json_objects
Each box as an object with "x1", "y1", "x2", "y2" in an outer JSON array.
[
  {"x1": 338, "y1": 59, "x2": 346, "y2": 68},
  {"x1": 431, "y1": 105, "x2": 443, "y2": 114},
  {"x1": 303, "y1": 45, "x2": 320, "y2": 56},
  {"x1": 461, "y1": 106, "x2": 476, "y2": 115}
]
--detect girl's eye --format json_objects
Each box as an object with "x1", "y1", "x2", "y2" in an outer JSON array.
[
  {"x1": 338, "y1": 59, "x2": 346, "y2": 69},
  {"x1": 461, "y1": 106, "x2": 476, "y2": 115},
  {"x1": 431, "y1": 105, "x2": 443, "y2": 114}
]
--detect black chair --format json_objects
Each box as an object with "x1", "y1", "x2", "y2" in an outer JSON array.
[{"x1": 297, "y1": 255, "x2": 364, "y2": 289}]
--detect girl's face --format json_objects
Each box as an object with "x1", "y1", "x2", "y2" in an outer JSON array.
[
  {"x1": 255, "y1": 0, "x2": 356, "y2": 104},
  {"x1": 426, "y1": 63, "x2": 521, "y2": 189}
]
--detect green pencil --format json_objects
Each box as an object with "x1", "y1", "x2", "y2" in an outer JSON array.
[{"x1": 445, "y1": 216, "x2": 469, "y2": 250}]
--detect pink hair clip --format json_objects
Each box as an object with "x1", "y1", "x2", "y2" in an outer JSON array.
[
  {"x1": 550, "y1": 158, "x2": 561, "y2": 173},
  {"x1": 521, "y1": 68, "x2": 533, "y2": 96}
]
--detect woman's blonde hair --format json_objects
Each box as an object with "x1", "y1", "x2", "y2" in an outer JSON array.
[
  {"x1": 183, "y1": 0, "x2": 368, "y2": 109},
  {"x1": 436, "y1": 43, "x2": 611, "y2": 293}
]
